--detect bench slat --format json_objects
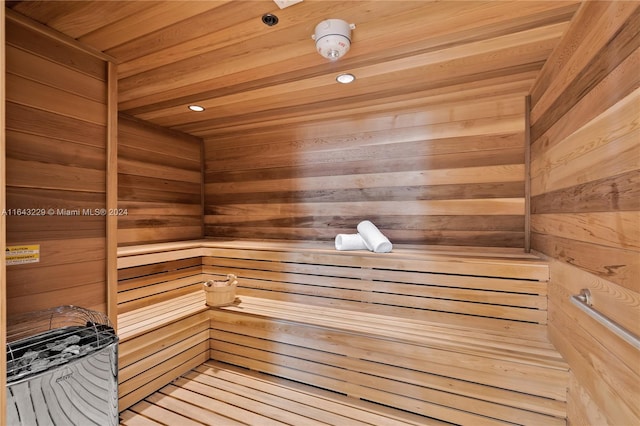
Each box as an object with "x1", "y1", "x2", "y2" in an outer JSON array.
[
  {"x1": 119, "y1": 265, "x2": 202, "y2": 293},
  {"x1": 211, "y1": 306, "x2": 568, "y2": 400},
  {"x1": 118, "y1": 343, "x2": 209, "y2": 410},
  {"x1": 118, "y1": 258, "x2": 201, "y2": 281},
  {"x1": 196, "y1": 361, "x2": 436, "y2": 426},
  {"x1": 118, "y1": 276, "x2": 203, "y2": 312},
  {"x1": 204, "y1": 256, "x2": 548, "y2": 293},
  {"x1": 223, "y1": 296, "x2": 564, "y2": 365},
  {"x1": 182, "y1": 370, "x2": 331, "y2": 426},
  {"x1": 119, "y1": 291, "x2": 207, "y2": 340},
  {"x1": 203, "y1": 265, "x2": 547, "y2": 308},
  {"x1": 201, "y1": 246, "x2": 549, "y2": 281},
  {"x1": 119, "y1": 312, "x2": 210, "y2": 369}
]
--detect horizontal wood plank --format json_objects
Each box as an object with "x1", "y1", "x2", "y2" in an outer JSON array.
[{"x1": 118, "y1": 114, "x2": 203, "y2": 246}]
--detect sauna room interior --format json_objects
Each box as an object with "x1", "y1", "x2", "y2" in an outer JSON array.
[{"x1": 0, "y1": 0, "x2": 638, "y2": 425}]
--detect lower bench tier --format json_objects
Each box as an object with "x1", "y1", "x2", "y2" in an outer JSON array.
[{"x1": 210, "y1": 298, "x2": 568, "y2": 426}]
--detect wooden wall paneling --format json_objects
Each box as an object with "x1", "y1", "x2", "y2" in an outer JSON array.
[
  {"x1": 5, "y1": 73, "x2": 106, "y2": 124},
  {"x1": 5, "y1": 44, "x2": 105, "y2": 102},
  {"x1": 547, "y1": 256, "x2": 640, "y2": 356},
  {"x1": 546, "y1": 259, "x2": 639, "y2": 425},
  {"x1": 524, "y1": 95, "x2": 531, "y2": 252},
  {"x1": 530, "y1": 2, "x2": 639, "y2": 134},
  {"x1": 529, "y1": 2, "x2": 634, "y2": 104},
  {"x1": 529, "y1": 2, "x2": 640, "y2": 424},
  {"x1": 1, "y1": 3, "x2": 7, "y2": 422},
  {"x1": 531, "y1": 212, "x2": 640, "y2": 251},
  {"x1": 205, "y1": 132, "x2": 526, "y2": 176},
  {"x1": 531, "y1": 233, "x2": 638, "y2": 293},
  {"x1": 531, "y1": 169, "x2": 639, "y2": 215},
  {"x1": 530, "y1": 87, "x2": 640, "y2": 197},
  {"x1": 5, "y1": 12, "x2": 109, "y2": 316},
  {"x1": 5, "y1": 9, "x2": 110, "y2": 75},
  {"x1": 118, "y1": 114, "x2": 203, "y2": 246},
  {"x1": 205, "y1": 95, "x2": 526, "y2": 247},
  {"x1": 534, "y1": 47, "x2": 639, "y2": 162},
  {"x1": 196, "y1": 72, "x2": 537, "y2": 141},
  {"x1": 566, "y1": 373, "x2": 608, "y2": 426},
  {"x1": 203, "y1": 113, "x2": 525, "y2": 166}
]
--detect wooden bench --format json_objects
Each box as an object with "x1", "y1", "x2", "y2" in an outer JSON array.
[
  {"x1": 202, "y1": 241, "x2": 568, "y2": 425},
  {"x1": 117, "y1": 245, "x2": 210, "y2": 411},
  {"x1": 117, "y1": 240, "x2": 569, "y2": 424}
]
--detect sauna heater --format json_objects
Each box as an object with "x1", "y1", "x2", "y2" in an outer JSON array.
[{"x1": 6, "y1": 306, "x2": 119, "y2": 425}]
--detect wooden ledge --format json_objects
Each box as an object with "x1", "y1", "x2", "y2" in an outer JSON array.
[
  {"x1": 118, "y1": 239, "x2": 549, "y2": 280},
  {"x1": 118, "y1": 239, "x2": 542, "y2": 259},
  {"x1": 219, "y1": 295, "x2": 567, "y2": 371}
]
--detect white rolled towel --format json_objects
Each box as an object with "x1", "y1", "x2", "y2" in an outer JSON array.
[
  {"x1": 357, "y1": 220, "x2": 393, "y2": 253},
  {"x1": 335, "y1": 234, "x2": 368, "y2": 251}
]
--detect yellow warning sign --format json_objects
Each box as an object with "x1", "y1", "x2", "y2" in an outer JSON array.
[{"x1": 6, "y1": 245, "x2": 40, "y2": 265}]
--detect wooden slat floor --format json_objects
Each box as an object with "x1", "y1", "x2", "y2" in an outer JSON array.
[{"x1": 119, "y1": 361, "x2": 447, "y2": 426}]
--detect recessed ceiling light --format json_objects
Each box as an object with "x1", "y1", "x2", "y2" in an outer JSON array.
[
  {"x1": 336, "y1": 73, "x2": 355, "y2": 84},
  {"x1": 188, "y1": 105, "x2": 205, "y2": 112}
]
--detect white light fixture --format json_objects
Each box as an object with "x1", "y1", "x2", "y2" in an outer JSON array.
[
  {"x1": 188, "y1": 105, "x2": 205, "y2": 112},
  {"x1": 336, "y1": 73, "x2": 355, "y2": 84},
  {"x1": 312, "y1": 19, "x2": 355, "y2": 61}
]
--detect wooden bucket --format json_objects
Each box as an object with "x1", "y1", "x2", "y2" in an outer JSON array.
[{"x1": 203, "y1": 274, "x2": 238, "y2": 307}]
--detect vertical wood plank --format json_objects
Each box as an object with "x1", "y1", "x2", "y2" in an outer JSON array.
[
  {"x1": 1, "y1": 3, "x2": 8, "y2": 422},
  {"x1": 524, "y1": 95, "x2": 531, "y2": 253},
  {"x1": 107, "y1": 62, "x2": 118, "y2": 328},
  {"x1": 200, "y1": 135, "x2": 205, "y2": 241}
]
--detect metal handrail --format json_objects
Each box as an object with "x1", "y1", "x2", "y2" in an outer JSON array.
[{"x1": 570, "y1": 289, "x2": 640, "y2": 350}]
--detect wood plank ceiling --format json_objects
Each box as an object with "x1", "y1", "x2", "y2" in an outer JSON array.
[{"x1": 7, "y1": 0, "x2": 580, "y2": 140}]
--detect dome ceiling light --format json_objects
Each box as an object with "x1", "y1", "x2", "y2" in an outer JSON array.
[{"x1": 312, "y1": 19, "x2": 356, "y2": 61}]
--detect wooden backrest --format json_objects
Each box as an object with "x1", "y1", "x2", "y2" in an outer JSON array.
[
  {"x1": 199, "y1": 242, "x2": 550, "y2": 338},
  {"x1": 118, "y1": 257, "x2": 203, "y2": 314}
]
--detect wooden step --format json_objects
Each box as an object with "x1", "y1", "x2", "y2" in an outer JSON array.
[{"x1": 118, "y1": 291, "x2": 209, "y2": 411}]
